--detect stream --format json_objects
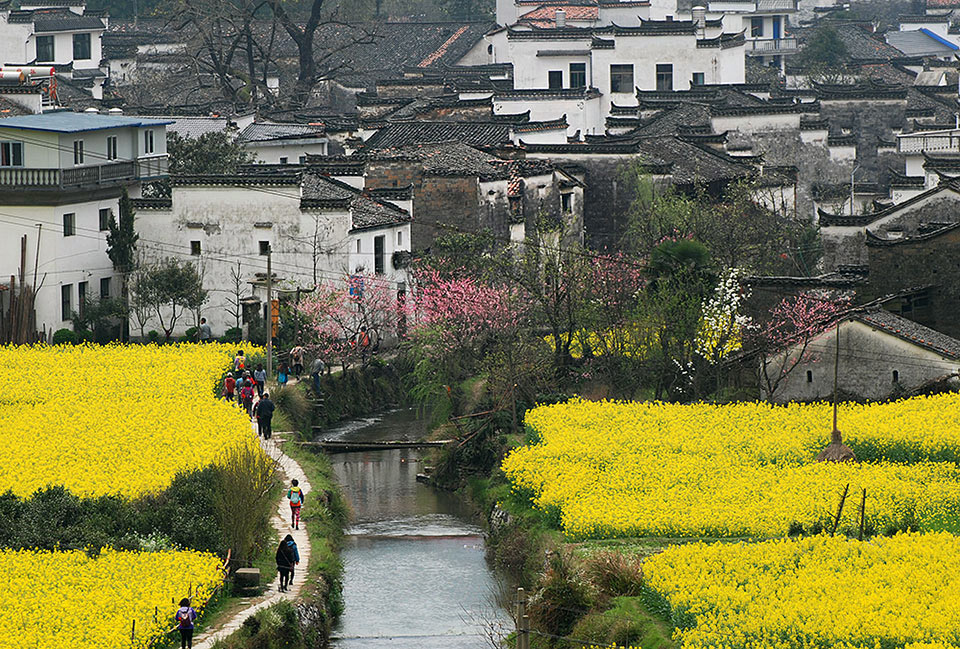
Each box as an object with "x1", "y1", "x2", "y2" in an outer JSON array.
[{"x1": 324, "y1": 408, "x2": 511, "y2": 648}]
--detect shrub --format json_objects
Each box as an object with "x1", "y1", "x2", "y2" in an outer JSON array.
[
  {"x1": 273, "y1": 384, "x2": 313, "y2": 436},
  {"x1": 52, "y1": 328, "x2": 78, "y2": 345},
  {"x1": 529, "y1": 551, "x2": 596, "y2": 637},
  {"x1": 184, "y1": 326, "x2": 199, "y2": 342},
  {"x1": 585, "y1": 551, "x2": 644, "y2": 597},
  {"x1": 147, "y1": 330, "x2": 160, "y2": 343},
  {"x1": 223, "y1": 327, "x2": 243, "y2": 344},
  {"x1": 213, "y1": 444, "x2": 280, "y2": 566}
]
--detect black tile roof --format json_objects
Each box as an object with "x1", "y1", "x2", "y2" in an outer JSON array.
[
  {"x1": 361, "y1": 121, "x2": 512, "y2": 149},
  {"x1": 855, "y1": 308, "x2": 960, "y2": 359},
  {"x1": 12, "y1": 8, "x2": 106, "y2": 32},
  {"x1": 239, "y1": 122, "x2": 326, "y2": 143},
  {"x1": 300, "y1": 172, "x2": 411, "y2": 231}
]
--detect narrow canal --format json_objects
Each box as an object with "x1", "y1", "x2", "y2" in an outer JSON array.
[{"x1": 325, "y1": 409, "x2": 510, "y2": 648}]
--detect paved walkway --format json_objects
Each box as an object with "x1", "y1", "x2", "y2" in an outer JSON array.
[{"x1": 193, "y1": 424, "x2": 312, "y2": 649}]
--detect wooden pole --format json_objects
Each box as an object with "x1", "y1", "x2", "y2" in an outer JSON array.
[
  {"x1": 858, "y1": 488, "x2": 867, "y2": 541},
  {"x1": 130, "y1": 619, "x2": 136, "y2": 645},
  {"x1": 831, "y1": 483, "x2": 849, "y2": 536},
  {"x1": 266, "y1": 246, "x2": 273, "y2": 378},
  {"x1": 832, "y1": 320, "x2": 841, "y2": 434},
  {"x1": 516, "y1": 587, "x2": 529, "y2": 649}
]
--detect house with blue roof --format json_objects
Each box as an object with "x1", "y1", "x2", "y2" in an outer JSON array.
[{"x1": 0, "y1": 109, "x2": 170, "y2": 340}]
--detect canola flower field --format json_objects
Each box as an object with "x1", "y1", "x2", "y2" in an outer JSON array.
[
  {"x1": 0, "y1": 343, "x2": 254, "y2": 498},
  {"x1": 503, "y1": 395, "x2": 960, "y2": 538},
  {"x1": 644, "y1": 533, "x2": 960, "y2": 649},
  {"x1": 0, "y1": 548, "x2": 223, "y2": 649}
]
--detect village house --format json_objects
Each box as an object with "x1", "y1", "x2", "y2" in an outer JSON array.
[
  {"x1": 132, "y1": 169, "x2": 412, "y2": 338},
  {"x1": 764, "y1": 307, "x2": 960, "y2": 402},
  {"x1": 0, "y1": 110, "x2": 170, "y2": 337}
]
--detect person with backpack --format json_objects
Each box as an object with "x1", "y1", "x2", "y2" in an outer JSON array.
[
  {"x1": 174, "y1": 598, "x2": 197, "y2": 649},
  {"x1": 223, "y1": 372, "x2": 236, "y2": 401},
  {"x1": 275, "y1": 534, "x2": 299, "y2": 592},
  {"x1": 287, "y1": 479, "x2": 305, "y2": 529},
  {"x1": 277, "y1": 362, "x2": 289, "y2": 387},
  {"x1": 240, "y1": 380, "x2": 255, "y2": 418},
  {"x1": 255, "y1": 392, "x2": 275, "y2": 439},
  {"x1": 234, "y1": 349, "x2": 245, "y2": 373},
  {"x1": 253, "y1": 363, "x2": 267, "y2": 398},
  {"x1": 290, "y1": 342, "x2": 305, "y2": 379}
]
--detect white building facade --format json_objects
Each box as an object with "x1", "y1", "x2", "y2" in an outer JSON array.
[{"x1": 0, "y1": 111, "x2": 170, "y2": 337}]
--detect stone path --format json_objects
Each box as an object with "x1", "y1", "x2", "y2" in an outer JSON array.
[{"x1": 193, "y1": 424, "x2": 312, "y2": 649}]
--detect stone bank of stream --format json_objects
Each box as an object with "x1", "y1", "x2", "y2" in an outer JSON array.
[{"x1": 322, "y1": 409, "x2": 511, "y2": 648}]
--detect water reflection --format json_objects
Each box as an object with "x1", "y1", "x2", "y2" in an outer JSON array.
[{"x1": 328, "y1": 409, "x2": 509, "y2": 648}]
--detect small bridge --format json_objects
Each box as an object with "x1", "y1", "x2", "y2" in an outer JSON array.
[{"x1": 299, "y1": 439, "x2": 455, "y2": 453}]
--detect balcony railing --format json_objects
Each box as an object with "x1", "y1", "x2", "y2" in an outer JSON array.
[
  {"x1": 746, "y1": 37, "x2": 798, "y2": 54},
  {"x1": 898, "y1": 132, "x2": 960, "y2": 154},
  {"x1": 0, "y1": 156, "x2": 167, "y2": 189}
]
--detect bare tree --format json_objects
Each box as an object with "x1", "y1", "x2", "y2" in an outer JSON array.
[{"x1": 226, "y1": 261, "x2": 249, "y2": 330}]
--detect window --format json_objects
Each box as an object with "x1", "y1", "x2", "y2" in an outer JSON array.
[
  {"x1": 356, "y1": 239, "x2": 361, "y2": 253},
  {"x1": 144, "y1": 130, "x2": 154, "y2": 154},
  {"x1": 0, "y1": 141, "x2": 23, "y2": 167},
  {"x1": 190, "y1": 240, "x2": 201, "y2": 256},
  {"x1": 374, "y1": 235, "x2": 385, "y2": 275},
  {"x1": 73, "y1": 140, "x2": 84, "y2": 165},
  {"x1": 61, "y1": 285, "x2": 72, "y2": 321},
  {"x1": 610, "y1": 64, "x2": 634, "y2": 93},
  {"x1": 656, "y1": 64, "x2": 673, "y2": 91},
  {"x1": 548, "y1": 70, "x2": 563, "y2": 89},
  {"x1": 893, "y1": 370, "x2": 900, "y2": 383},
  {"x1": 561, "y1": 192, "x2": 572, "y2": 213},
  {"x1": 750, "y1": 17, "x2": 764, "y2": 37},
  {"x1": 100, "y1": 277, "x2": 111, "y2": 299},
  {"x1": 78, "y1": 281, "x2": 88, "y2": 319},
  {"x1": 98, "y1": 208, "x2": 111, "y2": 231},
  {"x1": 299, "y1": 155, "x2": 306, "y2": 164},
  {"x1": 397, "y1": 230, "x2": 403, "y2": 246},
  {"x1": 36, "y1": 35, "x2": 54, "y2": 63},
  {"x1": 73, "y1": 33, "x2": 91, "y2": 60},
  {"x1": 63, "y1": 213, "x2": 75, "y2": 237},
  {"x1": 806, "y1": 370, "x2": 812, "y2": 383},
  {"x1": 106, "y1": 136, "x2": 118, "y2": 161},
  {"x1": 258, "y1": 241, "x2": 270, "y2": 256},
  {"x1": 279, "y1": 156, "x2": 288, "y2": 164},
  {"x1": 570, "y1": 62, "x2": 586, "y2": 89},
  {"x1": 692, "y1": 72, "x2": 705, "y2": 86}
]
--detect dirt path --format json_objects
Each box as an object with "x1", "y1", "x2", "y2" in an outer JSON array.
[{"x1": 193, "y1": 429, "x2": 312, "y2": 649}]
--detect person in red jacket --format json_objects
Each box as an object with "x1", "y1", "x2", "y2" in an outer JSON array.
[{"x1": 223, "y1": 373, "x2": 236, "y2": 401}]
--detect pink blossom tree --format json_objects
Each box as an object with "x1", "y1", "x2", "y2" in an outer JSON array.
[
  {"x1": 750, "y1": 292, "x2": 851, "y2": 401},
  {"x1": 297, "y1": 273, "x2": 409, "y2": 371}
]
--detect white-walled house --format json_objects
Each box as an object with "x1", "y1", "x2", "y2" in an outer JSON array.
[
  {"x1": 0, "y1": 111, "x2": 170, "y2": 337},
  {"x1": 240, "y1": 122, "x2": 329, "y2": 164},
  {"x1": 132, "y1": 171, "x2": 412, "y2": 338},
  {"x1": 0, "y1": 2, "x2": 108, "y2": 99}
]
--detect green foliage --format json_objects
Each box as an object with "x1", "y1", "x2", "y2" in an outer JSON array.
[
  {"x1": 147, "y1": 330, "x2": 161, "y2": 343},
  {"x1": 184, "y1": 326, "x2": 200, "y2": 342},
  {"x1": 799, "y1": 25, "x2": 849, "y2": 70},
  {"x1": 272, "y1": 384, "x2": 313, "y2": 435},
  {"x1": 73, "y1": 298, "x2": 126, "y2": 343},
  {"x1": 529, "y1": 551, "x2": 596, "y2": 637},
  {"x1": 0, "y1": 468, "x2": 225, "y2": 554},
  {"x1": 130, "y1": 257, "x2": 207, "y2": 341},
  {"x1": 567, "y1": 596, "x2": 677, "y2": 649},
  {"x1": 51, "y1": 328, "x2": 78, "y2": 345},
  {"x1": 584, "y1": 551, "x2": 645, "y2": 597},
  {"x1": 213, "y1": 443, "x2": 281, "y2": 566},
  {"x1": 223, "y1": 327, "x2": 244, "y2": 344},
  {"x1": 168, "y1": 131, "x2": 256, "y2": 176},
  {"x1": 106, "y1": 189, "x2": 139, "y2": 274}
]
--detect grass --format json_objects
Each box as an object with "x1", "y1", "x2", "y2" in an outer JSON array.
[{"x1": 567, "y1": 596, "x2": 677, "y2": 649}]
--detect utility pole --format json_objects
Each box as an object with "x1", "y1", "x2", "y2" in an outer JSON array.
[
  {"x1": 266, "y1": 245, "x2": 273, "y2": 379},
  {"x1": 516, "y1": 588, "x2": 529, "y2": 649}
]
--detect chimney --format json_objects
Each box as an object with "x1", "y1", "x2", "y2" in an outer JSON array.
[
  {"x1": 692, "y1": 6, "x2": 706, "y2": 37},
  {"x1": 556, "y1": 8, "x2": 566, "y2": 27}
]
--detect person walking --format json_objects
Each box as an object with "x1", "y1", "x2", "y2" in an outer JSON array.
[
  {"x1": 253, "y1": 364, "x2": 267, "y2": 398},
  {"x1": 234, "y1": 349, "x2": 245, "y2": 373},
  {"x1": 198, "y1": 318, "x2": 213, "y2": 342},
  {"x1": 281, "y1": 534, "x2": 300, "y2": 587},
  {"x1": 223, "y1": 372, "x2": 236, "y2": 401},
  {"x1": 287, "y1": 479, "x2": 305, "y2": 529},
  {"x1": 309, "y1": 356, "x2": 325, "y2": 394},
  {"x1": 240, "y1": 380, "x2": 255, "y2": 418},
  {"x1": 278, "y1": 362, "x2": 289, "y2": 387},
  {"x1": 275, "y1": 535, "x2": 298, "y2": 592},
  {"x1": 174, "y1": 598, "x2": 197, "y2": 649},
  {"x1": 255, "y1": 392, "x2": 275, "y2": 439},
  {"x1": 290, "y1": 342, "x2": 305, "y2": 379}
]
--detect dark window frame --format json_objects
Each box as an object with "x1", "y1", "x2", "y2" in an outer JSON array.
[
  {"x1": 656, "y1": 63, "x2": 674, "y2": 91},
  {"x1": 100, "y1": 276, "x2": 111, "y2": 299},
  {"x1": 106, "y1": 135, "x2": 118, "y2": 161},
  {"x1": 99, "y1": 208, "x2": 111, "y2": 231},
  {"x1": 63, "y1": 213, "x2": 76, "y2": 237},
  {"x1": 548, "y1": 70, "x2": 563, "y2": 89},
  {"x1": 569, "y1": 62, "x2": 586, "y2": 89},
  {"x1": 692, "y1": 72, "x2": 705, "y2": 86},
  {"x1": 190, "y1": 240, "x2": 201, "y2": 256},
  {"x1": 73, "y1": 140, "x2": 84, "y2": 165},
  {"x1": 374, "y1": 235, "x2": 386, "y2": 275},
  {"x1": 610, "y1": 64, "x2": 634, "y2": 93},
  {"x1": 73, "y1": 32, "x2": 91, "y2": 60},
  {"x1": 0, "y1": 141, "x2": 23, "y2": 167},
  {"x1": 36, "y1": 35, "x2": 54, "y2": 63},
  {"x1": 751, "y1": 17, "x2": 764, "y2": 37},
  {"x1": 259, "y1": 240, "x2": 270, "y2": 256},
  {"x1": 61, "y1": 284, "x2": 72, "y2": 321}
]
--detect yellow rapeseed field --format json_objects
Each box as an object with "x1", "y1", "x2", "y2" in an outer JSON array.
[
  {"x1": 0, "y1": 344, "x2": 255, "y2": 498},
  {"x1": 503, "y1": 396, "x2": 960, "y2": 538},
  {"x1": 644, "y1": 533, "x2": 960, "y2": 649},
  {"x1": 0, "y1": 548, "x2": 222, "y2": 649}
]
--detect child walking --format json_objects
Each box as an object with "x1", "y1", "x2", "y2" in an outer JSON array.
[{"x1": 287, "y1": 479, "x2": 305, "y2": 529}]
